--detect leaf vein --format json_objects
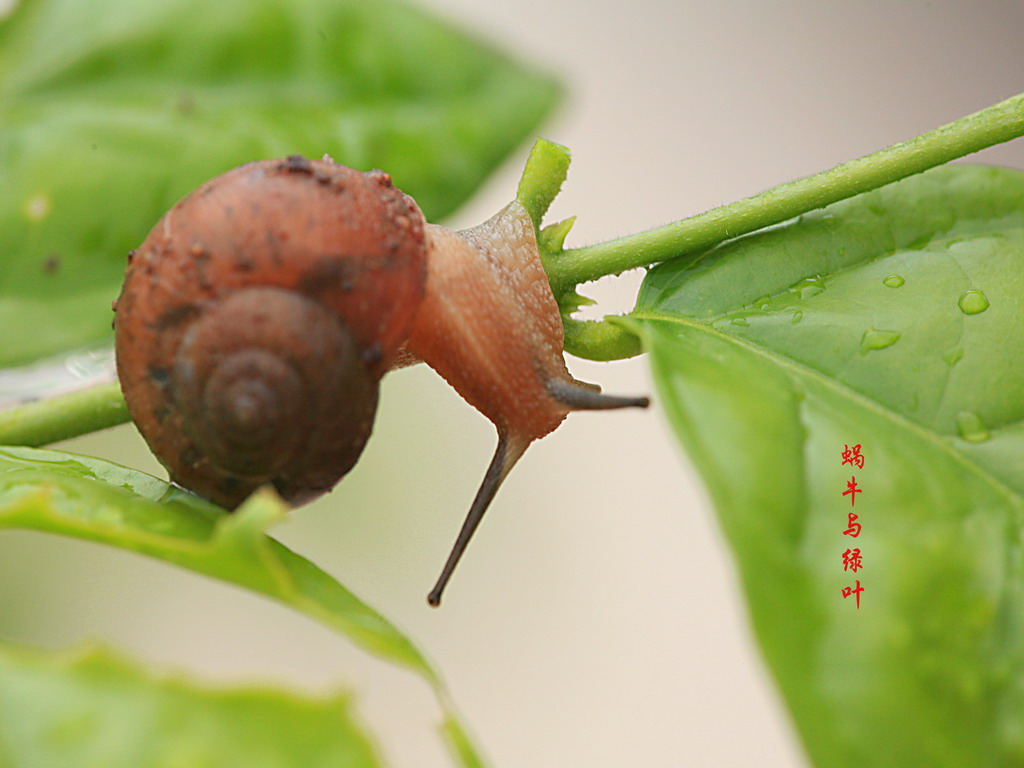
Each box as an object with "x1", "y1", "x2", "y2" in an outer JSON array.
[{"x1": 634, "y1": 311, "x2": 1024, "y2": 510}]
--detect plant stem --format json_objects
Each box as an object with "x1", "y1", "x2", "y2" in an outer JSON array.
[
  {"x1": 563, "y1": 317, "x2": 641, "y2": 361},
  {"x1": 547, "y1": 91, "x2": 1024, "y2": 288},
  {"x1": 0, "y1": 382, "x2": 129, "y2": 446}
]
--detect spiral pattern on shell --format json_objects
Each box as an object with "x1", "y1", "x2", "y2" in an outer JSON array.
[{"x1": 114, "y1": 156, "x2": 427, "y2": 508}]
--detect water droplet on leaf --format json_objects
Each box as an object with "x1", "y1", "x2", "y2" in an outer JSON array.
[
  {"x1": 860, "y1": 329, "x2": 901, "y2": 354},
  {"x1": 956, "y1": 411, "x2": 990, "y2": 443},
  {"x1": 791, "y1": 310, "x2": 803, "y2": 324},
  {"x1": 958, "y1": 290, "x2": 990, "y2": 315},
  {"x1": 883, "y1": 275, "x2": 905, "y2": 288},
  {"x1": 789, "y1": 275, "x2": 825, "y2": 299},
  {"x1": 730, "y1": 317, "x2": 750, "y2": 327},
  {"x1": 753, "y1": 296, "x2": 771, "y2": 311}
]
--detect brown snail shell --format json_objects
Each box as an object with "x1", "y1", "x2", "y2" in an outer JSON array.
[
  {"x1": 168, "y1": 286, "x2": 378, "y2": 506},
  {"x1": 114, "y1": 156, "x2": 426, "y2": 508}
]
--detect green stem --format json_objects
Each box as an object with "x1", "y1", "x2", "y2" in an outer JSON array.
[
  {"x1": 563, "y1": 317, "x2": 642, "y2": 361},
  {"x1": 0, "y1": 382, "x2": 129, "y2": 447},
  {"x1": 548, "y1": 91, "x2": 1024, "y2": 288}
]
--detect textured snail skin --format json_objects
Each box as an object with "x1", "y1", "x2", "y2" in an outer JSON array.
[
  {"x1": 406, "y1": 201, "x2": 649, "y2": 605},
  {"x1": 114, "y1": 157, "x2": 426, "y2": 508},
  {"x1": 410, "y1": 203, "x2": 572, "y2": 447}
]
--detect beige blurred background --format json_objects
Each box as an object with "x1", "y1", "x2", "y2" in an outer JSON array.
[{"x1": 2, "y1": 1, "x2": 1024, "y2": 766}]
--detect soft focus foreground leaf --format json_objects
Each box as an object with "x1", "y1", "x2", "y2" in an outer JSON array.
[
  {"x1": 0, "y1": 445, "x2": 484, "y2": 765},
  {"x1": 634, "y1": 164, "x2": 1024, "y2": 767},
  {"x1": 0, "y1": 0, "x2": 560, "y2": 368},
  {"x1": 0, "y1": 643, "x2": 382, "y2": 768},
  {"x1": 0, "y1": 446, "x2": 428, "y2": 675}
]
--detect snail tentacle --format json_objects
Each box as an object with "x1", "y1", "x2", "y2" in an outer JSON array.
[{"x1": 427, "y1": 430, "x2": 529, "y2": 607}]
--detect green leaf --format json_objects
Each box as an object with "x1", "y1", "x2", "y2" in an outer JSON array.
[
  {"x1": 0, "y1": 445, "x2": 424, "y2": 672},
  {"x1": 0, "y1": 0, "x2": 560, "y2": 368},
  {"x1": 0, "y1": 643, "x2": 382, "y2": 768},
  {"x1": 633, "y1": 164, "x2": 1024, "y2": 767},
  {"x1": 0, "y1": 445, "x2": 483, "y2": 766},
  {"x1": 515, "y1": 137, "x2": 571, "y2": 232}
]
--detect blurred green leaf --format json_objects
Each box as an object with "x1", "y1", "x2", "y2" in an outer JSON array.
[
  {"x1": 0, "y1": 643, "x2": 383, "y2": 768},
  {"x1": 0, "y1": 0, "x2": 560, "y2": 367},
  {"x1": 634, "y1": 164, "x2": 1024, "y2": 767},
  {"x1": 0, "y1": 445, "x2": 429, "y2": 673},
  {"x1": 0, "y1": 445, "x2": 484, "y2": 766}
]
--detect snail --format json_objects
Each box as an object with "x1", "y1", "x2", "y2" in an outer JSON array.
[{"x1": 113, "y1": 154, "x2": 648, "y2": 605}]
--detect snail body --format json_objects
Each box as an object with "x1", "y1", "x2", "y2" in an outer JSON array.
[
  {"x1": 114, "y1": 154, "x2": 647, "y2": 603},
  {"x1": 407, "y1": 202, "x2": 649, "y2": 603},
  {"x1": 412, "y1": 203, "x2": 573, "y2": 443}
]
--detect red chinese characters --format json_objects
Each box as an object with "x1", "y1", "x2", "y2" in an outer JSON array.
[
  {"x1": 842, "y1": 476, "x2": 862, "y2": 506},
  {"x1": 841, "y1": 580, "x2": 864, "y2": 609},
  {"x1": 842, "y1": 444, "x2": 865, "y2": 469},
  {"x1": 840, "y1": 445, "x2": 866, "y2": 609},
  {"x1": 842, "y1": 548, "x2": 862, "y2": 572}
]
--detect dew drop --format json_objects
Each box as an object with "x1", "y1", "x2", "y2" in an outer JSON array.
[
  {"x1": 860, "y1": 329, "x2": 901, "y2": 354},
  {"x1": 789, "y1": 275, "x2": 825, "y2": 299},
  {"x1": 730, "y1": 317, "x2": 750, "y2": 327},
  {"x1": 958, "y1": 289, "x2": 990, "y2": 315},
  {"x1": 883, "y1": 275, "x2": 905, "y2": 288},
  {"x1": 791, "y1": 310, "x2": 803, "y2": 324},
  {"x1": 942, "y1": 348, "x2": 964, "y2": 367},
  {"x1": 956, "y1": 411, "x2": 990, "y2": 443},
  {"x1": 753, "y1": 295, "x2": 771, "y2": 311}
]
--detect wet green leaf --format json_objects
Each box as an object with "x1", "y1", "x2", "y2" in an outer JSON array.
[
  {"x1": 635, "y1": 164, "x2": 1024, "y2": 767},
  {"x1": 0, "y1": 445, "x2": 483, "y2": 766},
  {"x1": 0, "y1": 0, "x2": 560, "y2": 367},
  {"x1": 0, "y1": 643, "x2": 382, "y2": 768}
]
